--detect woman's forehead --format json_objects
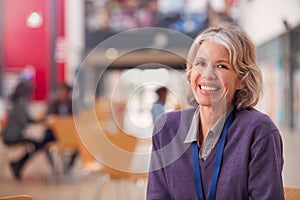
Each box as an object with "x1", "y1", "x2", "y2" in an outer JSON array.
[{"x1": 194, "y1": 41, "x2": 230, "y2": 62}]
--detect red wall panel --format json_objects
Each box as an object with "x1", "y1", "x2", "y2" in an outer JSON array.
[
  {"x1": 2, "y1": 0, "x2": 65, "y2": 100},
  {"x1": 56, "y1": 0, "x2": 65, "y2": 84}
]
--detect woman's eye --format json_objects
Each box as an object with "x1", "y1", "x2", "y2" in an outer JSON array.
[
  {"x1": 194, "y1": 61, "x2": 206, "y2": 67},
  {"x1": 217, "y1": 64, "x2": 229, "y2": 70}
]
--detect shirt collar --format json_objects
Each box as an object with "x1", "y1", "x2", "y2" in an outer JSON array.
[
  {"x1": 183, "y1": 105, "x2": 234, "y2": 144},
  {"x1": 184, "y1": 107, "x2": 200, "y2": 143}
]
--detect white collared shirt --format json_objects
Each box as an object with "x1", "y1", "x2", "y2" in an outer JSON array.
[{"x1": 184, "y1": 106, "x2": 234, "y2": 160}]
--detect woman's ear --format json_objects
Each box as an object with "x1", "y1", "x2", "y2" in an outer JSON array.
[{"x1": 236, "y1": 80, "x2": 244, "y2": 90}]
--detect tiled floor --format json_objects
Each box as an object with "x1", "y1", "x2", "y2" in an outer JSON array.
[
  {"x1": 0, "y1": 128, "x2": 299, "y2": 200},
  {"x1": 0, "y1": 140, "x2": 148, "y2": 200},
  {"x1": 0, "y1": 174, "x2": 147, "y2": 200}
]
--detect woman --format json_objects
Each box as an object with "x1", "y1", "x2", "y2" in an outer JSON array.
[
  {"x1": 2, "y1": 80, "x2": 43, "y2": 180},
  {"x1": 147, "y1": 24, "x2": 284, "y2": 199}
]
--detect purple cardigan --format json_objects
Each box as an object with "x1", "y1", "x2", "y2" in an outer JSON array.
[{"x1": 147, "y1": 107, "x2": 284, "y2": 200}]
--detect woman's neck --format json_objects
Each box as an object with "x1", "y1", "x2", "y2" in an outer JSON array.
[{"x1": 198, "y1": 105, "x2": 227, "y2": 142}]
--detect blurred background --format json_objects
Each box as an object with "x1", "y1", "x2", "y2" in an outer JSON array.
[{"x1": 0, "y1": 0, "x2": 299, "y2": 199}]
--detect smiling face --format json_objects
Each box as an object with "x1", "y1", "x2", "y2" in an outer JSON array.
[{"x1": 190, "y1": 40, "x2": 242, "y2": 109}]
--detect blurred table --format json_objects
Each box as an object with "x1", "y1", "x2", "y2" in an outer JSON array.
[{"x1": 284, "y1": 187, "x2": 300, "y2": 200}]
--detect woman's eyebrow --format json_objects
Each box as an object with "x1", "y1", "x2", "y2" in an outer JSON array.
[
  {"x1": 215, "y1": 59, "x2": 230, "y2": 63},
  {"x1": 194, "y1": 56, "x2": 207, "y2": 61}
]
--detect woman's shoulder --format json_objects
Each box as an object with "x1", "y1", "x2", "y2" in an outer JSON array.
[
  {"x1": 155, "y1": 107, "x2": 196, "y2": 126},
  {"x1": 235, "y1": 107, "x2": 279, "y2": 133},
  {"x1": 152, "y1": 107, "x2": 197, "y2": 147},
  {"x1": 153, "y1": 107, "x2": 196, "y2": 132},
  {"x1": 236, "y1": 107, "x2": 273, "y2": 121},
  {"x1": 165, "y1": 107, "x2": 196, "y2": 118}
]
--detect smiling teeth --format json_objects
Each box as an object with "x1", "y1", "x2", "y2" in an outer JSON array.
[{"x1": 200, "y1": 85, "x2": 218, "y2": 91}]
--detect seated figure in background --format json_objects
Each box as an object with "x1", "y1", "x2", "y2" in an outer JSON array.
[
  {"x1": 42, "y1": 83, "x2": 78, "y2": 173},
  {"x1": 2, "y1": 80, "x2": 44, "y2": 180}
]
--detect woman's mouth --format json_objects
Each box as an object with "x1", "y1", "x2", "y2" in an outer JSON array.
[{"x1": 199, "y1": 85, "x2": 219, "y2": 91}]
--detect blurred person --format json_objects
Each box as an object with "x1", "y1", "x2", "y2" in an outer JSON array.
[
  {"x1": 136, "y1": 0, "x2": 158, "y2": 27},
  {"x1": 158, "y1": 0, "x2": 183, "y2": 16},
  {"x1": 1, "y1": 80, "x2": 44, "y2": 180},
  {"x1": 47, "y1": 83, "x2": 73, "y2": 116},
  {"x1": 42, "y1": 83, "x2": 78, "y2": 172},
  {"x1": 110, "y1": 0, "x2": 139, "y2": 32},
  {"x1": 151, "y1": 86, "x2": 168, "y2": 122},
  {"x1": 147, "y1": 24, "x2": 284, "y2": 199}
]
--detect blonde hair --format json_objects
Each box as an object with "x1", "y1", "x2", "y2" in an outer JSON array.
[{"x1": 186, "y1": 24, "x2": 262, "y2": 110}]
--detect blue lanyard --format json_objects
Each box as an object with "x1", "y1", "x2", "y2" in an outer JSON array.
[{"x1": 192, "y1": 111, "x2": 234, "y2": 200}]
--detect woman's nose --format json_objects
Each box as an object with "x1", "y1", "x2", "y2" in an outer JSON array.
[{"x1": 201, "y1": 64, "x2": 217, "y2": 79}]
